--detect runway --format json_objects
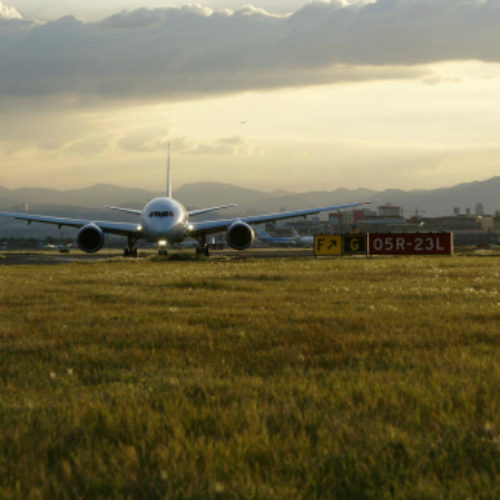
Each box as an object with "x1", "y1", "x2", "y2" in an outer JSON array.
[
  {"x1": 0, "y1": 248, "x2": 314, "y2": 265},
  {"x1": 0, "y1": 251, "x2": 112, "y2": 266}
]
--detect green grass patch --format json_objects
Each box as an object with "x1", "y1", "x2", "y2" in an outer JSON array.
[{"x1": 0, "y1": 256, "x2": 499, "y2": 497}]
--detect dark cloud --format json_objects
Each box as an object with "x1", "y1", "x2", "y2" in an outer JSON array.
[{"x1": 0, "y1": 1, "x2": 498, "y2": 103}]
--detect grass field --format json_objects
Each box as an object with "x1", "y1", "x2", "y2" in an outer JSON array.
[{"x1": 0, "y1": 255, "x2": 499, "y2": 498}]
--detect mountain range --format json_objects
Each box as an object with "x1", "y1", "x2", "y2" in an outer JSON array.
[{"x1": 0, "y1": 177, "x2": 499, "y2": 238}]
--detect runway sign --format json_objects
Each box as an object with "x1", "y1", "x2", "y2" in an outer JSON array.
[
  {"x1": 368, "y1": 233, "x2": 453, "y2": 255},
  {"x1": 314, "y1": 234, "x2": 342, "y2": 256},
  {"x1": 343, "y1": 234, "x2": 367, "y2": 255}
]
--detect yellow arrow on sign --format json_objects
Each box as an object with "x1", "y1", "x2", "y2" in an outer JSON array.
[{"x1": 314, "y1": 234, "x2": 342, "y2": 256}]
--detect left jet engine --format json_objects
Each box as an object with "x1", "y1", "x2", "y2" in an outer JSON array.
[{"x1": 77, "y1": 224, "x2": 104, "y2": 253}]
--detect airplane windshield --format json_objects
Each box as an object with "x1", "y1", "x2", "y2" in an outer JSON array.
[{"x1": 149, "y1": 211, "x2": 174, "y2": 217}]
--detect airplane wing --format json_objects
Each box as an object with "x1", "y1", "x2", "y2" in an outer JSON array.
[
  {"x1": 188, "y1": 203, "x2": 237, "y2": 217},
  {"x1": 187, "y1": 201, "x2": 371, "y2": 236},
  {"x1": 0, "y1": 211, "x2": 143, "y2": 237},
  {"x1": 105, "y1": 206, "x2": 142, "y2": 215}
]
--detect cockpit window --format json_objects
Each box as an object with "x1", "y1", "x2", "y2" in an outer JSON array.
[{"x1": 149, "y1": 211, "x2": 174, "y2": 218}]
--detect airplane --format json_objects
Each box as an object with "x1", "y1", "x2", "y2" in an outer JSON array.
[
  {"x1": 0, "y1": 148, "x2": 371, "y2": 257},
  {"x1": 289, "y1": 227, "x2": 314, "y2": 246},
  {"x1": 256, "y1": 227, "x2": 302, "y2": 247},
  {"x1": 256, "y1": 226, "x2": 314, "y2": 247}
]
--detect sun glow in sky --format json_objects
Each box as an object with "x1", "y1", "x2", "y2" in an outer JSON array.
[{"x1": 1, "y1": 0, "x2": 499, "y2": 192}]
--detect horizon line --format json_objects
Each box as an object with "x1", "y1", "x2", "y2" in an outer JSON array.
[{"x1": 0, "y1": 175, "x2": 499, "y2": 195}]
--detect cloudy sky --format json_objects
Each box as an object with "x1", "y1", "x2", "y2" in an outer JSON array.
[{"x1": 1, "y1": 0, "x2": 499, "y2": 193}]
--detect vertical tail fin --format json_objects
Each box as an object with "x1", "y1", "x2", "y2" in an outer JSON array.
[{"x1": 166, "y1": 143, "x2": 172, "y2": 199}]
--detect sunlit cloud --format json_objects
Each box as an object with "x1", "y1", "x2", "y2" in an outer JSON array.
[
  {"x1": 117, "y1": 129, "x2": 250, "y2": 156},
  {"x1": 188, "y1": 136, "x2": 250, "y2": 155},
  {"x1": 65, "y1": 136, "x2": 110, "y2": 154},
  {"x1": 0, "y1": 1, "x2": 22, "y2": 20}
]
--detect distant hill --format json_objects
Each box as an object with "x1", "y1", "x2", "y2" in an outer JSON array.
[
  {"x1": 173, "y1": 182, "x2": 266, "y2": 209},
  {"x1": 0, "y1": 184, "x2": 161, "y2": 210},
  {"x1": 372, "y1": 177, "x2": 500, "y2": 217},
  {"x1": 173, "y1": 177, "x2": 500, "y2": 216},
  {"x1": 0, "y1": 177, "x2": 499, "y2": 237}
]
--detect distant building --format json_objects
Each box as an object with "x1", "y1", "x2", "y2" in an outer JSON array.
[
  {"x1": 475, "y1": 203, "x2": 485, "y2": 216},
  {"x1": 477, "y1": 216, "x2": 494, "y2": 231},
  {"x1": 352, "y1": 209, "x2": 367, "y2": 223},
  {"x1": 329, "y1": 208, "x2": 376, "y2": 225},
  {"x1": 328, "y1": 206, "x2": 414, "y2": 233},
  {"x1": 328, "y1": 213, "x2": 341, "y2": 226},
  {"x1": 378, "y1": 204, "x2": 402, "y2": 218},
  {"x1": 424, "y1": 216, "x2": 481, "y2": 231}
]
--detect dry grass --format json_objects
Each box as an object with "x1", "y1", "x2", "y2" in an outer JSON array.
[{"x1": 0, "y1": 255, "x2": 499, "y2": 498}]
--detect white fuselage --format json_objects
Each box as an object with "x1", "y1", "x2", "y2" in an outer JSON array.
[{"x1": 141, "y1": 197, "x2": 188, "y2": 243}]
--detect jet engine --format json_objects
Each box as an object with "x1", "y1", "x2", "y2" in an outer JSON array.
[
  {"x1": 226, "y1": 221, "x2": 255, "y2": 250},
  {"x1": 77, "y1": 224, "x2": 104, "y2": 253}
]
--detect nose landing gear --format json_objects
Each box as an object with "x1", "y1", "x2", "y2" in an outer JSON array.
[{"x1": 157, "y1": 240, "x2": 168, "y2": 256}]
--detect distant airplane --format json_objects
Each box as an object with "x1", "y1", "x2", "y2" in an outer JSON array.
[
  {"x1": 256, "y1": 228, "x2": 301, "y2": 247},
  {"x1": 256, "y1": 227, "x2": 314, "y2": 247},
  {"x1": 289, "y1": 227, "x2": 314, "y2": 246},
  {"x1": 0, "y1": 147, "x2": 370, "y2": 257}
]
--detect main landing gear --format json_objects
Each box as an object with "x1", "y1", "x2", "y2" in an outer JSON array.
[
  {"x1": 124, "y1": 236, "x2": 138, "y2": 257},
  {"x1": 124, "y1": 247, "x2": 138, "y2": 257},
  {"x1": 196, "y1": 236, "x2": 210, "y2": 257},
  {"x1": 196, "y1": 243, "x2": 210, "y2": 257}
]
